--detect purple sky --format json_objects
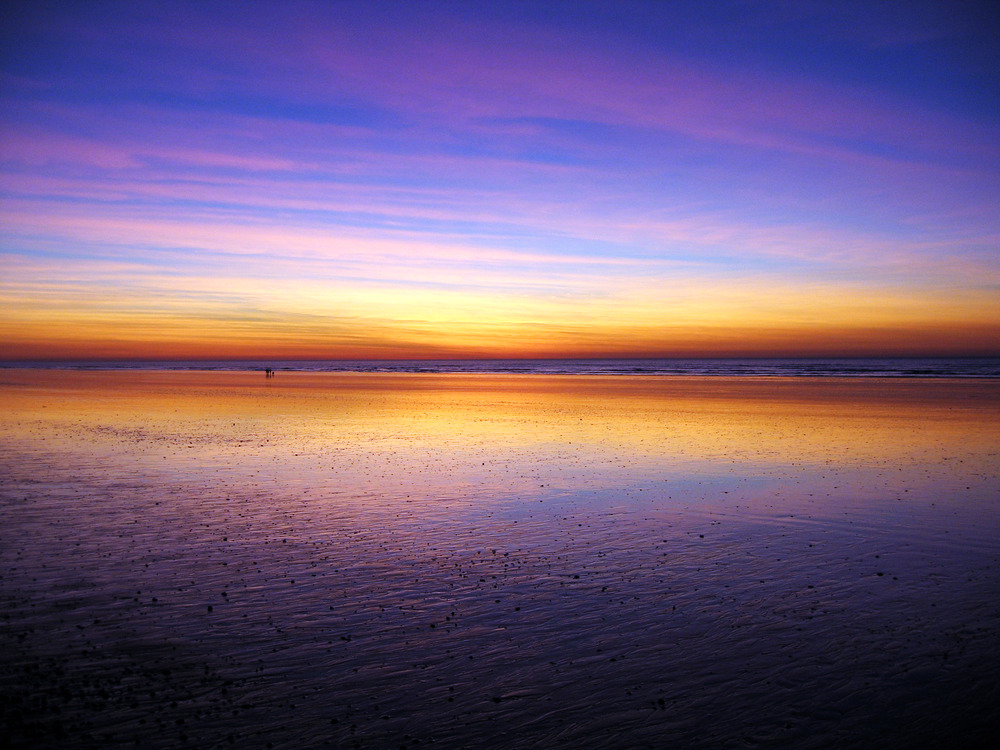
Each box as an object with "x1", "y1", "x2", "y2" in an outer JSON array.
[{"x1": 2, "y1": 1, "x2": 999, "y2": 358}]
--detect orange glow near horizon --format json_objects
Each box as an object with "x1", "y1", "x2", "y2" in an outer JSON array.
[
  {"x1": 3, "y1": 317, "x2": 999, "y2": 360},
  {"x1": 2, "y1": 266, "x2": 998, "y2": 358}
]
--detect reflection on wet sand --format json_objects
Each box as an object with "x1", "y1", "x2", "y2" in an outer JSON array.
[{"x1": 2, "y1": 371, "x2": 999, "y2": 748}]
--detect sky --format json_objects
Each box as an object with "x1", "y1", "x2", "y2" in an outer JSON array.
[{"x1": 2, "y1": 0, "x2": 999, "y2": 360}]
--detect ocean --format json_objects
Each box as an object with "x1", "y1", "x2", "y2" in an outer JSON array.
[
  {"x1": 2, "y1": 369, "x2": 998, "y2": 748},
  {"x1": 3, "y1": 356, "x2": 999, "y2": 377}
]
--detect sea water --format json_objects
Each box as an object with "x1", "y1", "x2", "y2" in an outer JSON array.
[
  {"x1": 1, "y1": 372, "x2": 998, "y2": 748},
  {"x1": 3, "y1": 356, "x2": 1000, "y2": 378}
]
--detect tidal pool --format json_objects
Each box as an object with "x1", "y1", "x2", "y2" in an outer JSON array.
[{"x1": 1, "y1": 371, "x2": 998, "y2": 748}]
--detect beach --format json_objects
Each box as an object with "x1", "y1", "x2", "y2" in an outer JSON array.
[{"x1": 2, "y1": 370, "x2": 999, "y2": 748}]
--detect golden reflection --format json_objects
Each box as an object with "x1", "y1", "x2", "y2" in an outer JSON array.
[{"x1": 3, "y1": 370, "x2": 998, "y2": 505}]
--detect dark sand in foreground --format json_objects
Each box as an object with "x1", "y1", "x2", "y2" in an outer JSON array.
[{"x1": 2, "y1": 371, "x2": 999, "y2": 748}]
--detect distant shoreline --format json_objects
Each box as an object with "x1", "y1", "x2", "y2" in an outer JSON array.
[{"x1": 1, "y1": 356, "x2": 999, "y2": 378}]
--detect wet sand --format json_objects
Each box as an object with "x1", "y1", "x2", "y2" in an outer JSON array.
[{"x1": 2, "y1": 370, "x2": 999, "y2": 748}]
